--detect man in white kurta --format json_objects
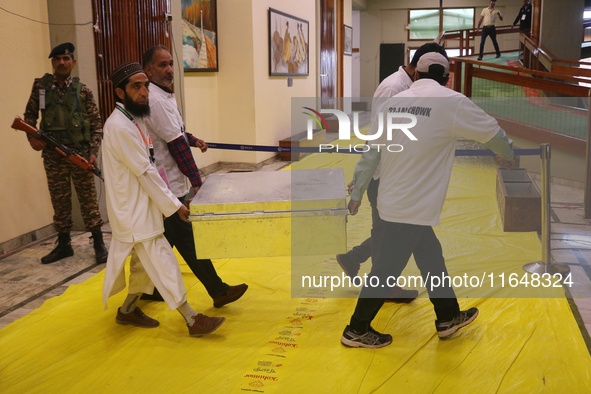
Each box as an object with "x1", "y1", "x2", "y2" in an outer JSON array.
[
  {"x1": 101, "y1": 62, "x2": 224, "y2": 337},
  {"x1": 102, "y1": 101, "x2": 187, "y2": 308}
]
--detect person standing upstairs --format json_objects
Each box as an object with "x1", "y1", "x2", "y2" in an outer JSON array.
[{"x1": 476, "y1": 0, "x2": 504, "y2": 60}]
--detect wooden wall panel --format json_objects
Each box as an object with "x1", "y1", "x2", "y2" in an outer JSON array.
[{"x1": 91, "y1": 0, "x2": 171, "y2": 122}]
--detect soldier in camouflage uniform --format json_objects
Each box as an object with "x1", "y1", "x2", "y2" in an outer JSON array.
[{"x1": 23, "y1": 42, "x2": 108, "y2": 265}]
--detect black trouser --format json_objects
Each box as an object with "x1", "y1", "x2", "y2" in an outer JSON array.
[
  {"x1": 343, "y1": 178, "x2": 380, "y2": 264},
  {"x1": 349, "y1": 221, "x2": 460, "y2": 332},
  {"x1": 163, "y1": 195, "x2": 228, "y2": 298},
  {"x1": 479, "y1": 26, "x2": 501, "y2": 58}
]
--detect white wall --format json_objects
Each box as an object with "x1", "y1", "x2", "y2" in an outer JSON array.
[
  {"x1": 0, "y1": 0, "x2": 350, "y2": 250},
  {"x1": 183, "y1": 0, "x2": 319, "y2": 165},
  {"x1": 252, "y1": 0, "x2": 318, "y2": 163},
  {"x1": 359, "y1": 8, "x2": 384, "y2": 98},
  {"x1": 0, "y1": 1, "x2": 53, "y2": 247}
]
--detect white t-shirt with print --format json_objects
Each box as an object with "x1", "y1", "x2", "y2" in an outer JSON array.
[
  {"x1": 376, "y1": 78, "x2": 500, "y2": 226},
  {"x1": 144, "y1": 84, "x2": 192, "y2": 198}
]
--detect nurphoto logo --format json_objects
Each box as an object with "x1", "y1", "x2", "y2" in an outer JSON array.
[{"x1": 302, "y1": 107, "x2": 418, "y2": 153}]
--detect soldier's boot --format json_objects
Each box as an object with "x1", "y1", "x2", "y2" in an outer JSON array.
[
  {"x1": 41, "y1": 232, "x2": 74, "y2": 264},
  {"x1": 91, "y1": 230, "x2": 108, "y2": 264}
]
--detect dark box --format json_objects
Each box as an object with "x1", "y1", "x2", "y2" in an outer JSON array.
[
  {"x1": 278, "y1": 129, "x2": 326, "y2": 161},
  {"x1": 496, "y1": 168, "x2": 541, "y2": 232}
]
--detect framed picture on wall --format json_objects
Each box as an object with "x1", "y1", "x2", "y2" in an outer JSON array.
[
  {"x1": 344, "y1": 25, "x2": 353, "y2": 56},
  {"x1": 268, "y1": 8, "x2": 309, "y2": 76},
  {"x1": 182, "y1": 0, "x2": 218, "y2": 72}
]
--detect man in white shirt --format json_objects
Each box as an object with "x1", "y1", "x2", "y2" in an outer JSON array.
[
  {"x1": 337, "y1": 43, "x2": 448, "y2": 303},
  {"x1": 101, "y1": 62, "x2": 224, "y2": 337},
  {"x1": 138, "y1": 45, "x2": 248, "y2": 308},
  {"x1": 341, "y1": 52, "x2": 515, "y2": 348},
  {"x1": 476, "y1": 0, "x2": 504, "y2": 60}
]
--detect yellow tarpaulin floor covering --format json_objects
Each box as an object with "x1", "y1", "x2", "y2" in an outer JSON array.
[{"x1": 2, "y1": 151, "x2": 591, "y2": 393}]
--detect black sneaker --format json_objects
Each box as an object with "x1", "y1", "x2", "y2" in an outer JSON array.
[
  {"x1": 341, "y1": 325, "x2": 392, "y2": 348},
  {"x1": 336, "y1": 254, "x2": 360, "y2": 278},
  {"x1": 435, "y1": 307, "x2": 479, "y2": 338}
]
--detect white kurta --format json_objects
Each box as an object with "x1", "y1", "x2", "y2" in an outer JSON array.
[{"x1": 101, "y1": 103, "x2": 186, "y2": 309}]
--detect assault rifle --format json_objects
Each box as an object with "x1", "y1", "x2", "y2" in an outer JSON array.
[{"x1": 11, "y1": 116, "x2": 103, "y2": 180}]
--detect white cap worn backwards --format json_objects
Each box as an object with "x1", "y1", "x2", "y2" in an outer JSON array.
[{"x1": 416, "y1": 52, "x2": 450, "y2": 77}]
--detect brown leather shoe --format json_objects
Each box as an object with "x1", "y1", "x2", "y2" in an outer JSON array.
[
  {"x1": 116, "y1": 307, "x2": 159, "y2": 328},
  {"x1": 188, "y1": 313, "x2": 225, "y2": 337},
  {"x1": 213, "y1": 283, "x2": 248, "y2": 308}
]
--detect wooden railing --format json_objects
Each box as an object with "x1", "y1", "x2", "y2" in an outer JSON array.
[
  {"x1": 443, "y1": 26, "x2": 591, "y2": 81},
  {"x1": 442, "y1": 25, "x2": 589, "y2": 149},
  {"x1": 449, "y1": 55, "x2": 588, "y2": 155},
  {"x1": 519, "y1": 34, "x2": 591, "y2": 81},
  {"x1": 449, "y1": 39, "x2": 591, "y2": 216},
  {"x1": 450, "y1": 58, "x2": 590, "y2": 98}
]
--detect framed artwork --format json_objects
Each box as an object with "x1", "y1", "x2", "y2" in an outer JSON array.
[
  {"x1": 344, "y1": 25, "x2": 353, "y2": 56},
  {"x1": 268, "y1": 8, "x2": 309, "y2": 76},
  {"x1": 182, "y1": 0, "x2": 218, "y2": 72}
]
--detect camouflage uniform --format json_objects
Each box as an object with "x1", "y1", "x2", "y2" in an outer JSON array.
[{"x1": 24, "y1": 74, "x2": 104, "y2": 233}]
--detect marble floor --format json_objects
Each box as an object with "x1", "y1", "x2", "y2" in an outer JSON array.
[{"x1": 1, "y1": 159, "x2": 590, "y2": 356}]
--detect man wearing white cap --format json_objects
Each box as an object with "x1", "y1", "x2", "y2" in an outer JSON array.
[
  {"x1": 341, "y1": 51, "x2": 515, "y2": 348},
  {"x1": 336, "y1": 43, "x2": 449, "y2": 304}
]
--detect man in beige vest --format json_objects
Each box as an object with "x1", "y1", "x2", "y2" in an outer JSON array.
[{"x1": 476, "y1": 0, "x2": 504, "y2": 60}]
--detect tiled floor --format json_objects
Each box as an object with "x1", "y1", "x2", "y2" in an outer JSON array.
[
  {"x1": 0, "y1": 159, "x2": 289, "y2": 329},
  {"x1": 1, "y1": 158, "x2": 590, "y2": 355},
  {"x1": 545, "y1": 178, "x2": 591, "y2": 345}
]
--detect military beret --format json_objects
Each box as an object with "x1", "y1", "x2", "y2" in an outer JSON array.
[
  {"x1": 111, "y1": 62, "x2": 144, "y2": 89},
  {"x1": 48, "y1": 42, "x2": 75, "y2": 58}
]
